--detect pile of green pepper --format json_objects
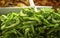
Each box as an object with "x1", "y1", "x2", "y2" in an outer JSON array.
[{"x1": 0, "y1": 8, "x2": 60, "y2": 38}]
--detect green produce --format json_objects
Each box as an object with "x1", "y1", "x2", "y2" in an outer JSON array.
[{"x1": 0, "y1": 8, "x2": 60, "y2": 38}]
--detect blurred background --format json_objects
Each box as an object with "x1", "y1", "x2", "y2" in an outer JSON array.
[
  {"x1": 0, "y1": 0, "x2": 60, "y2": 7},
  {"x1": 0, "y1": 0, "x2": 30, "y2": 7},
  {"x1": 34, "y1": 0, "x2": 60, "y2": 6}
]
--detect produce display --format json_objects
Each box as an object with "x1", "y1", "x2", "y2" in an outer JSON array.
[
  {"x1": 0, "y1": 0, "x2": 29, "y2": 7},
  {"x1": 0, "y1": 8, "x2": 60, "y2": 38}
]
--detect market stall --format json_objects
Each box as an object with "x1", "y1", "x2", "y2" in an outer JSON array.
[{"x1": 0, "y1": 0, "x2": 60, "y2": 38}]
